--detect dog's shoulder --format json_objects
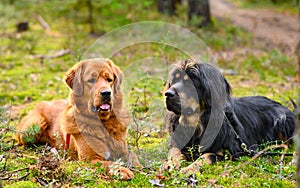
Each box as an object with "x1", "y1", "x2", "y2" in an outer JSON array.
[{"x1": 60, "y1": 104, "x2": 80, "y2": 135}]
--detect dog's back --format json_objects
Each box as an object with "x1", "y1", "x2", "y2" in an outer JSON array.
[{"x1": 232, "y1": 96, "x2": 295, "y2": 146}]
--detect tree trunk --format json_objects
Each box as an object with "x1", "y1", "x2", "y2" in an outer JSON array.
[
  {"x1": 16, "y1": 22, "x2": 29, "y2": 32},
  {"x1": 188, "y1": 0, "x2": 211, "y2": 27},
  {"x1": 157, "y1": 0, "x2": 181, "y2": 16},
  {"x1": 86, "y1": 0, "x2": 95, "y2": 34}
]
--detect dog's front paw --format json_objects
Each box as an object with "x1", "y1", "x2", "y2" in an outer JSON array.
[
  {"x1": 180, "y1": 163, "x2": 200, "y2": 174},
  {"x1": 179, "y1": 153, "x2": 215, "y2": 174},
  {"x1": 109, "y1": 166, "x2": 134, "y2": 180},
  {"x1": 161, "y1": 147, "x2": 183, "y2": 172},
  {"x1": 162, "y1": 158, "x2": 181, "y2": 172}
]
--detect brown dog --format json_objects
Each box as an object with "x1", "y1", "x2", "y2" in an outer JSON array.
[{"x1": 15, "y1": 58, "x2": 140, "y2": 180}]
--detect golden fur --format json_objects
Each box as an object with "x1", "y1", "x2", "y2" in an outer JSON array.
[{"x1": 15, "y1": 58, "x2": 140, "y2": 180}]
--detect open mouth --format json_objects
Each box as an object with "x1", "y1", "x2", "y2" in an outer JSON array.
[{"x1": 92, "y1": 103, "x2": 111, "y2": 112}]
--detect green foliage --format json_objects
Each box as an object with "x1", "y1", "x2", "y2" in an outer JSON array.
[
  {"x1": 6, "y1": 181, "x2": 38, "y2": 188},
  {"x1": 0, "y1": 107, "x2": 13, "y2": 151},
  {"x1": 230, "y1": 0, "x2": 297, "y2": 14},
  {"x1": 21, "y1": 124, "x2": 40, "y2": 144},
  {"x1": 194, "y1": 19, "x2": 253, "y2": 51}
]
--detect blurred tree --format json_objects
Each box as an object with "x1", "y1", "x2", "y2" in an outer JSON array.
[
  {"x1": 157, "y1": 0, "x2": 181, "y2": 15},
  {"x1": 188, "y1": 0, "x2": 211, "y2": 27},
  {"x1": 72, "y1": 0, "x2": 95, "y2": 34},
  {"x1": 157, "y1": 0, "x2": 211, "y2": 27},
  {"x1": 86, "y1": 0, "x2": 95, "y2": 34}
]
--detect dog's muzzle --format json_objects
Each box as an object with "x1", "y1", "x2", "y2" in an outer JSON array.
[
  {"x1": 91, "y1": 89, "x2": 112, "y2": 113},
  {"x1": 165, "y1": 89, "x2": 181, "y2": 115}
]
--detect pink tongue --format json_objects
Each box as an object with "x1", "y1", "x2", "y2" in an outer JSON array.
[{"x1": 100, "y1": 104, "x2": 110, "y2": 110}]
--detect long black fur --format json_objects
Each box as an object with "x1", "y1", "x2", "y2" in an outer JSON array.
[{"x1": 165, "y1": 61, "x2": 295, "y2": 161}]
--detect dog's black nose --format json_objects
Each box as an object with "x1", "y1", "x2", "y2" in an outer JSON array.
[
  {"x1": 101, "y1": 90, "x2": 111, "y2": 97},
  {"x1": 165, "y1": 90, "x2": 175, "y2": 98}
]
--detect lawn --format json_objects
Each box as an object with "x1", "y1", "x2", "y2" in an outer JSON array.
[{"x1": 0, "y1": 0, "x2": 298, "y2": 187}]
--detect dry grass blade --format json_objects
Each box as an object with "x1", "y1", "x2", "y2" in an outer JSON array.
[
  {"x1": 0, "y1": 167, "x2": 29, "y2": 180},
  {"x1": 223, "y1": 144, "x2": 289, "y2": 177}
]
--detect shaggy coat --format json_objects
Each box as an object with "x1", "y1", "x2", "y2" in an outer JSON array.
[
  {"x1": 164, "y1": 60, "x2": 295, "y2": 171},
  {"x1": 15, "y1": 58, "x2": 140, "y2": 180}
]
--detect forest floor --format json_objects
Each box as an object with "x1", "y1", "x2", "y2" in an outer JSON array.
[{"x1": 1, "y1": 1, "x2": 298, "y2": 187}]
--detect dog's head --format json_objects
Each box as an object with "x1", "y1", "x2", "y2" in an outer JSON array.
[
  {"x1": 165, "y1": 60, "x2": 231, "y2": 117},
  {"x1": 64, "y1": 58, "x2": 123, "y2": 120}
]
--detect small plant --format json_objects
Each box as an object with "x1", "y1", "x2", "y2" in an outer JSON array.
[
  {"x1": 0, "y1": 106, "x2": 16, "y2": 151},
  {"x1": 21, "y1": 124, "x2": 40, "y2": 144}
]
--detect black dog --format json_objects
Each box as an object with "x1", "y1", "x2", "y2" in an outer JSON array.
[{"x1": 163, "y1": 60, "x2": 295, "y2": 172}]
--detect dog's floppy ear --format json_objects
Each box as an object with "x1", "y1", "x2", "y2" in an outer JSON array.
[
  {"x1": 64, "y1": 62, "x2": 85, "y2": 96},
  {"x1": 200, "y1": 64, "x2": 231, "y2": 110},
  {"x1": 106, "y1": 59, "x2": 123, "y2": 94},
  {"x1": 186, "y1": 62, "x2": 231, "y2": 110}
]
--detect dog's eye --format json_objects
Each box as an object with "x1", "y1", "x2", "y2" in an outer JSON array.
[
  {"x1": 107, "y1": 78, "x2": 113, "y2": 83},
  {"x1": 87, "y1": 78, "x2": 96, "y2": 83}
]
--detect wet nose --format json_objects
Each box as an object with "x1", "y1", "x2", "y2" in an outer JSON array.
[
  {"x1": 101, "y1": 90, "x2": 111, "y2": 97},
  {"x1": 165, "y1": 90, "x2": 175, "y2": 98}
]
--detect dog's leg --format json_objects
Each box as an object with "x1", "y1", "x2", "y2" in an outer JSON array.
[
  {"x1": 71, "y1": 134, "x2": 135, "y2": 180},
  {"x1": 180, "y1": 153, "x2": 217, "y2": 174},
  {"x1": 90, "y1": 160, "x2": 134, "y2": 180},
  {"x1": 15, "y1": 109, "x2": 53, "y2": 146},
  {"x1": 163, "y1": 147, "x2": 184, "y2": 171},
  {"x1": 127, "y1": 151, "x2": 142, "y2": 168}
]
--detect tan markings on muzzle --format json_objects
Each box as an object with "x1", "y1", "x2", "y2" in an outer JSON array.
[
  {"x1": 187, "y1": 98, "x2": 199, "y2": 109},
  {"x1": 178, "y1": 96, "x2": 200, "y2": 127},
  {"x1": 179, "y1": 115, "x2": 198, "y2": 128},
  {"x1": 181, "y1": 95, "x2": 199, "y2": 112}
]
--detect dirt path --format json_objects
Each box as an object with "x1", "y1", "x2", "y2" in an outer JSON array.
[{"x1": 210, "y1": 0, "x2": 299, "y2": 54}]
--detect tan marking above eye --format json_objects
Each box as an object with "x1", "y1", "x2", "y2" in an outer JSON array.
[
  {"x1": 104, "y1": 72, "x2": 110, "y2": 78},
  {"x1": 183, "y1": 75, "x2": 189, "y2": 81},
  {"x1": 175, "y1": 73, "x2": 180, "y2": 78},
  {"x1": 103, "y1": 72, "x2": 113, "y2": 82}
]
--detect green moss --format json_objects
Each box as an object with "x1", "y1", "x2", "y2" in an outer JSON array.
[
  {"x1": 229, "y1": 0, "x2": 298, "y2": 15},
  {"x1": 5, "y1": 181, "x2": 38, "y2": 188}
]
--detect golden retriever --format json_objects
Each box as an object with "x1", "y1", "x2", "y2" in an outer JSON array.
[{"x1": 15, "y1": 58, "x2": 140, "y2": 180}]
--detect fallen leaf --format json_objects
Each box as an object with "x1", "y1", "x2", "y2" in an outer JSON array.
[
  {"x1": 187, "y1": 174, "x2": 198, "y2": 186},
  {"x1": 24, "y1": 96, "x2": 32, "y2": 103},
  {"x1": 220, "y1": 171, "x2": 229, "y2": 177},
  {"x1": 9, "y1": 83, "x2": 16, "y2": 90},
  {"x1": 149, "y1": 179, "x2": 164, "y2": 187},
  {"x1": 30, "y1": 73, "x2": 38, "y2": 82},
  {"x1": 155, "y1": 174, "x2": 167, "y2": 180},
  {"x1": 47, "y1": 80, "x2": 54, "y2": 86},
  {"x1": 208, "y1": 179, "x2": 217, "y2": 184}
]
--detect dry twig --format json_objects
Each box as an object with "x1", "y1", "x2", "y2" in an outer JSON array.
[
  {"x1": 129, "y1": 168, "x2": 148, "y2": 175},
  {"x1": 222, "y1": 144, "x2": 289, "y2": 177},
  {"x1": 15, "y1": 153, "x2": 39, "y2": 160},
  {"x1": 36, "y1": 14, "x2": 50, "y2": 31},
  {"x1": 0, "y1": 167, "x2": 29, "y2": 180},
  {"x1": 30, "y1": 49, "x2": 71, "y2": 60}
]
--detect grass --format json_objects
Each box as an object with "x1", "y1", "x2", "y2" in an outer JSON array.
[
  {"x1": 229, "y1": 0, "x2": 298, "y2": 15},
  {"x1": 0, "y1": 0, "x2": 298, "y2": 187}
]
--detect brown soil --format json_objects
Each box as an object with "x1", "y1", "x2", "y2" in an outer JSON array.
[{"x1": 211, "y1": 0, "x2": 299, "y2": 55}]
